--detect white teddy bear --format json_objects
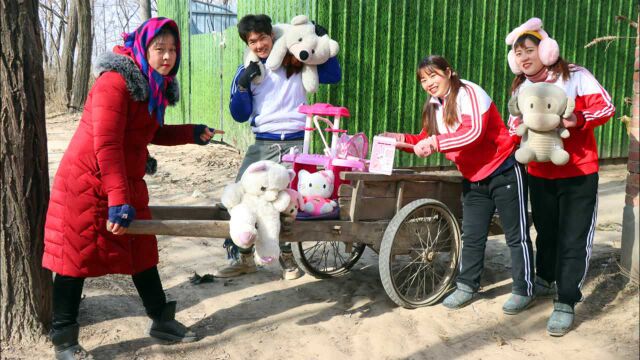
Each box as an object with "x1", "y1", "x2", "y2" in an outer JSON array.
[
  {"x1": 221, "y1": 160, "x2": 294, "y2": 264},
  {"x1": 244, "y1": 15, "x2": 339, "y2": 93},
  {"x1": 297, "y1": 169, "x2": 337, "y2": 215}
]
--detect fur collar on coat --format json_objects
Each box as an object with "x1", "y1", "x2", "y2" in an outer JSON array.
[{"x1": 93, "y1": 52, "x2": 179, "y2": 105}]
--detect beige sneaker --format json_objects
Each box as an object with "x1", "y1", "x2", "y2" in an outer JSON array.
[
  {"x1": 213, "y1": 252, "x2": 257, "y2": 278},
  {"x1": 279, "y1": 251, "x2": 304, "y2": 280}
]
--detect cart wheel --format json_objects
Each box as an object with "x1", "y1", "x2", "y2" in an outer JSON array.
[
  {"x1": 379, "y1": 199, "x2": 461, "y2": 308},
  {"x1": 291, "y1": 241, "x2": 366, "y2": 279}
]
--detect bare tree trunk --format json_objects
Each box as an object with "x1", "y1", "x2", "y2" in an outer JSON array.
[
  {"x1": 50, "y1": 0, "x2": 67, "y2": 71},
  {"x1": 57, "y1": 0, "x2": 77, "y2": 105},
  {"x1": 140, "y1": 0, "x2": 151, "y2": 21},
  {"x1": 0, "y1": 0, "x2": 53, "y2": 345},
  {"x1": 621, "y1": 13, "x2": 639, "y2": 283},
  {"x1": 68, "y1": 0, "x2": 92, "y2": 112}
]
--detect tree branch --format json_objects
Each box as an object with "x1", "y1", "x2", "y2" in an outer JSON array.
[{"x1": 39, "y1": 1, "x2": 67, "y2": 24}]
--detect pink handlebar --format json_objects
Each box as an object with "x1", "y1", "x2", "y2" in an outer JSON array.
[{"x1": 298, "y1": 103, "x2": 351, "y2": 117}]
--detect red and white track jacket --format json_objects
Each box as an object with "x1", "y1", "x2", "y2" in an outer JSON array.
[
  {"x1": 403, "y1": 80, "x2": 515, "y2": 182},
  {"x1": 508, "y1": 65, "x2": 615, "y2": 179}
]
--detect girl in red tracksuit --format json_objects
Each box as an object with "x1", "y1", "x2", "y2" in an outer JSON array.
[
  {"x1": 506, "y1": 17, "x2": 615, "y2": 336},
  {"x1": 383, "y1": 55, "x2": 534, "y2": 313}
]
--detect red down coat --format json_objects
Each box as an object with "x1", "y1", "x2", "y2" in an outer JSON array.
[{"x1": 43, "y1": 51, "x2": 197, "y2": 277}]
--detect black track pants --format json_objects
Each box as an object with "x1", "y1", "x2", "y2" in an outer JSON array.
[
  {"x1": 457, "y1": 164, "x2": 535, "y2": 296},
  {"x1": 529, "y1": 173, "x2": 598, "y2": 305}
]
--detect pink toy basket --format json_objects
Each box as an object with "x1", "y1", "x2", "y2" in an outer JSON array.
[{"x1": 282, "y1": 103, "x2": 368, "y2": 210}]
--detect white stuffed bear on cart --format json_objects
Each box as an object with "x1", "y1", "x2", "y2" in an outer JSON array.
[
  {"x1": 221, "y1": 160, "x2": 294, "y2": 264},
  {"x1": 244, "y1": 15, "x2": 339, "y2": 93}
]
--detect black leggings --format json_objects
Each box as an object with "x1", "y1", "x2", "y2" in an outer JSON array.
[{"x1": 52, "y1": 266, "x2": 166, "y2": 329}]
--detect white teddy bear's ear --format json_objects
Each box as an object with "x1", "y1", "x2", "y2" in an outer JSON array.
[
  {"x1": 267, "y1": 162, "x2": 291, "y2": 190},
  {"x1": 221, "y1": 182, "x2": 243, "y2": 209},
  {"x1": 328, "y1": 38, "x2": 339, "y2": 57},
  {"x1": 245, "y1": 161, "x2": 268, "y2": 175},
  {"x1": 291, "y1": 15, "x2": 309, "y2": 25}
]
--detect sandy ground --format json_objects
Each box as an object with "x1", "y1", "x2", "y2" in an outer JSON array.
[{"x1": 2, "y1": 113, "x2": 639, "y2": 360}]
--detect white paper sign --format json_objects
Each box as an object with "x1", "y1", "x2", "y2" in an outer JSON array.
[{"x1": 369, "y1": 136, "x2": 397, "y2": 175}]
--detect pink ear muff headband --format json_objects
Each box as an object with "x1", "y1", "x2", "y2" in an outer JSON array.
[{"x1": 505, "y1": 17, "x2": 560, "y2": 75}]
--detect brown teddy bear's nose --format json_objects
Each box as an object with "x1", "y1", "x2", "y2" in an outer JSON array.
[{"x1": 299, "y1": 50, "x2": 309, "y2": 60}]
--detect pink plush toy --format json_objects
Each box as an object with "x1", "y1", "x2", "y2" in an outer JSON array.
[
  {"x1": 281, "y1": 189, "x2": 303, "y2": 219},
  {"x1": 505, "y1": 17, "x2": 560, "y2": 75},
  {"x1": 297, "y1": 169, "x2": 337, "y2": 216}
]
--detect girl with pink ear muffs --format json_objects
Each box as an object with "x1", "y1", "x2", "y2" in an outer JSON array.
[
  {"x1": 505, "y1": 17, "x2": 560, "y2": 74},
  {"x1": 506, "y1": 17, "x2": 616, "y2": 337}
]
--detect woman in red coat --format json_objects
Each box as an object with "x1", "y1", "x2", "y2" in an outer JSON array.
[{"x1": 42, "y1": 18, "x2": 220, "y2": 358}]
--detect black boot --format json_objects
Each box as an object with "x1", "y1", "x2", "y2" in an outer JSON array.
[
  {"x1": 50, "y1": 324, "x2": 93, "y2": 360},
  {"x1": 147, "y1": 301, "x2": 198, "y2": 342}
]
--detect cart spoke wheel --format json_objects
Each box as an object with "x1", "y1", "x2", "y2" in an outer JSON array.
[
  {"x1": 291, "y1": 240, "x2": 366, "y2": 279},
  {"x1": 379, "y1": 199, "x2": 461, "y2": 308}
]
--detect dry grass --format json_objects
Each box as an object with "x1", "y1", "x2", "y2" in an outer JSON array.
[
  {"x1": 44, "y1": 70, "x2": 68, "y2": 114},
  {"x1": 44, "y1": 70, "x2": 97, "y2": 115}
]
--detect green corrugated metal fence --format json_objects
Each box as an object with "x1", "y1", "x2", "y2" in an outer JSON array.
[{"x1": 160, "y1": 0, "x2": 637, "y2": 166}]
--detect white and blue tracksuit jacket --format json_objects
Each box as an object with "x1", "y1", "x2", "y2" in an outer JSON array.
[{"x1": 229, "y1": 57, "x2": 341, "y2": 141}]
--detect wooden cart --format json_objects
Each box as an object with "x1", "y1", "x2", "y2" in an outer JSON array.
[{"x1": 128, "y1": 169, "x2": 498, "y2": 309}]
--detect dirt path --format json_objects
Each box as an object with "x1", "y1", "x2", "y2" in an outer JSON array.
[{"x1": 3, "y1": 114, "x2": 638, "y2": 360}]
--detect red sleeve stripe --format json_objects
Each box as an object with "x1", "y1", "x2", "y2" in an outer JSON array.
[
  {"x1": 579, "y1": 71, "x2": 615, "y2": 121},
  {"x1": 439, "y1": 85, "x2": 482, "y2": 150}
]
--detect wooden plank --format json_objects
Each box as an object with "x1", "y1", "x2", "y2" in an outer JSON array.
[
  {"x1": 338, "y1": 198, "x2": 352, "y2": 220},
  {"x1": 340, "y1": 171, "x2": 463, "y2": 183},
  {"x1": 338, "y1": 184, "x2": 354, "y2": 197},
  {"x1": 128, "y1": 220, "x2": 230, "y2": 238},
  {"x1": 280, "y1": 220, "x2": 388, "y2": 244},
  {"x1": 348, "y1": 180, "x2": 365, "y2": 222},
  {"x1": 338, "y1": 182, "x2": 396, "y2": 198},
  {"x1": 339, "y1": 195, "x2": 463, "y2": 221},
  {"x1": 395, "y1": 181, "x2": 405, "y2": 213},
  {"x1": 149, "y1": 205, "x2": 229, "y2": 220},
  {"x1": 127, "y1": 219, "x2": 388, "y2": 246},
  {"x1": 339, "y1": 180, "x2": 462, "y2": 199}
]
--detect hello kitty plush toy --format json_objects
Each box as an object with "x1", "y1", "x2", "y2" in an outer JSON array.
[{"x1": 297, "y1": 169, "x2": 337, "y2": 215}]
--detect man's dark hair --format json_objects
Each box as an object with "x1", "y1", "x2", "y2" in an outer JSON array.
[{"x1": 237, "y1": 14, "x2": 272, "y2": 43}]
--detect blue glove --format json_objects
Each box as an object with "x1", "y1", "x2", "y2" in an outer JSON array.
[
  {"x1": 108, "y1": 204, "x2": 136, "y2": 228},
  {"x1": 193, "y1": 125, "x2": 215, "y2": 145}
]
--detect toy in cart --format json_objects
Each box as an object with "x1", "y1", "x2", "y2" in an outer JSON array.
[{"x1": 282, "y1": 103, "x2": 369, "y2": 220}]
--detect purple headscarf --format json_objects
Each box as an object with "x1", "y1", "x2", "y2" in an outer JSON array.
[{"x1": 119, "y1": 17, "x2": 181, "y2": 125}]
